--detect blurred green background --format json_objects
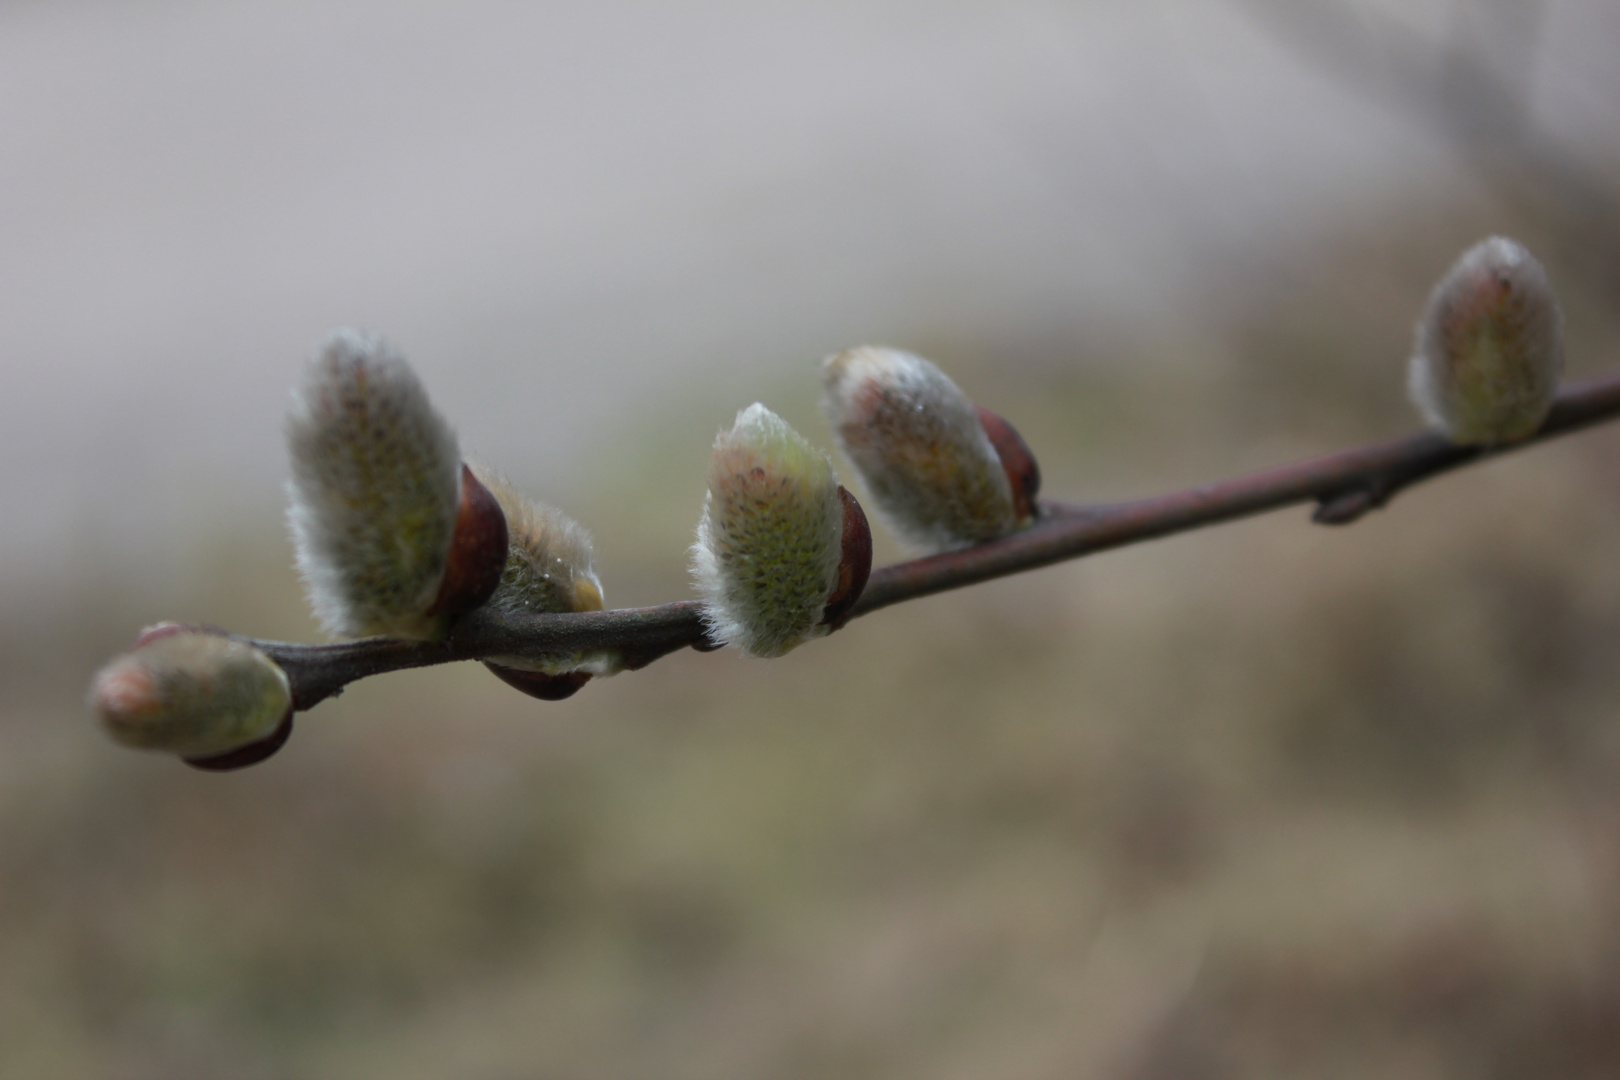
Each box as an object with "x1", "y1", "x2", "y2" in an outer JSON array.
[{"x1": 6, "y1": 3, "x2": 1620, "y2": 1077}]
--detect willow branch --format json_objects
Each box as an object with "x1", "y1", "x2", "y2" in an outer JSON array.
[{"x1": 240, "y1": 370, "x2": 1620, "y2": 713}]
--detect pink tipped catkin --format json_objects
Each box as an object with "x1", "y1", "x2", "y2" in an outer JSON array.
[
  {"x1": 821, "y1": 346, "x2": 1023, "y2": 552},
  {"x1": 1409, "y1": 237, "x2": 1564, "y2": 446},
  {"x1": 89, "y1": 625, "x2": 291, "y2": 758}
]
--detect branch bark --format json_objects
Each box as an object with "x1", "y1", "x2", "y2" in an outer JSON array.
[{"x1": 241, "y1": 370, "x2": 1620, "y2": 714}]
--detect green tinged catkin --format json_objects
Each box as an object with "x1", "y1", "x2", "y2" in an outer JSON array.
[
  {"x1": 89, "y1": 625, "x2": 291, "y2": 759},
  {"x1": 286, "y1": 329, "x2": 464, "y2": 639},
  {"x1": 473, "y1": 467, "x2": 622, "y2": 693},
  {"x1": 692, "y1": 404, "x2": 851, "y2": 658}
]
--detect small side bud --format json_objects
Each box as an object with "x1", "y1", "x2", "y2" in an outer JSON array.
[
  {"x1": 821, "y1": 346, "x2": 1039, "y2": 552},
  {"x1": 692, "y1": 404, "x2": 872, "y2": 658},
  {"x1": 286, "y1": 329, "x2": 507, "y2": 640},
  {"x1": 89, "y1": 624, "x2": 294, "y2": 768},
  {"x1": 1409, "y1": 236, "x2": 1565, "y2": 446},
  {"x1": 472, "y1": 467, "x2": 620, "y2": 700}
]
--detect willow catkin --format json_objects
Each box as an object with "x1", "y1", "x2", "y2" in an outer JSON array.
[
  {"x1": 692, "y1": 404, "x2": 857, "y2": 658},
  {"x1": 1409, "y1": 237, "x2": 1564, "y2": 446}
]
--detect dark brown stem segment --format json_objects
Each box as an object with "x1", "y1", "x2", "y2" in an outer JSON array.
[{"x1": 240, "y1": 370, "x2": 1620, "y2": 713}]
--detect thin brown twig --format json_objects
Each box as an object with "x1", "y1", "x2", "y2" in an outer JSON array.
[{"x1": 238, "y1": 369, "x2": 1620, "y2": 714}]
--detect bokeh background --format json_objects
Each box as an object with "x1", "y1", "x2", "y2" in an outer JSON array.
[{"x1": 6, "y1": 2, "x2": 1620, "y2": 1077}]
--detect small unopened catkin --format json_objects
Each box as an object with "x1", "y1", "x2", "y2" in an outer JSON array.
[
  {"x1": 286, "y1": 329, "x2": 464, "y2": 639},
  {"x1": 89, "y1": 625, "x2": 291, "y2": 759},
  {"x1": 473, "y1": 467, "x2": 622, "y2": 689},
  {"x1": 692, "y1": 404, "x2": 850, "y2": 658},
  {"x1": 821, "y1": 346, "x2": 1025, "y2": 552},
  {"x1": 1409, "y1": 237, "x2": 1564, "y2": 446}
]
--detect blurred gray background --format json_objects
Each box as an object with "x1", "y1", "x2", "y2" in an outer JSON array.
[{"x1": 6, "y1": 2, "x2": 1620, "y2": 1077}]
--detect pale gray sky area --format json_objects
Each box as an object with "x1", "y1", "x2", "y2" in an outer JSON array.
[{"x1": 2, "y1": 1, "x2": 1616, "y2": 609}]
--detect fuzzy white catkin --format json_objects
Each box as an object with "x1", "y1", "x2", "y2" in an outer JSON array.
[
  {"x1": 821, "y1": 346, "x2": 1019, "y2": 552},
  {"x1": 286, "y1": 329, "x2": 462, "y2": 639},
  {"x1": 1409, "y1": 237, "x2": 1564, "y2": 446},
  {"x1": 692, "y1": 404, "x2": 846, "y2": 658}
]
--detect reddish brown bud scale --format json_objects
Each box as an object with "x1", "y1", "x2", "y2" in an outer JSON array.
[
  {"x1": 974, "y1": 405, "x2": 1041, "y2": 523},
  {"x1": 131, "y1": 621, "x2": 191, "y2": 649},
  {"x1": 819, "y1": 486, "x2": 872, "y2": 630},
  {"x1": 482, "y1": 664, "x2": 593, "y2": 701},
  {"x1": 183, "y1": 712, "x2": 295, "y2": 771},
  {"x1": 426, "y1": 464, "x2": 509, "y2": 624}
]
